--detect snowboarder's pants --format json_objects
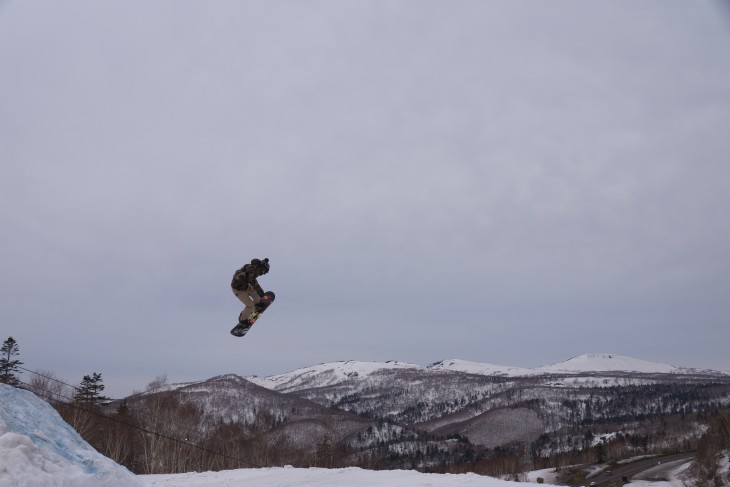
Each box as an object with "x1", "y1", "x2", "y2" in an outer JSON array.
[{"x1": 232, "y1": 285, "x2": 261, "y2": 322}]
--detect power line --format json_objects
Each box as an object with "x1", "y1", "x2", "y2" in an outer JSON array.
[
  {"x1": 12, "y1": 366, "x2": 264, "y2": 469},
  {"x1": 17, "y1": 365, "x2": 200, "y2": 442},
  {"x1": 18, "y1": 365, "x2": 83, "y2": 395}
]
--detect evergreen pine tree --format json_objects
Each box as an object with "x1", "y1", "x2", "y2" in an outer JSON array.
[
  {"x1": 0, "y1": 336, "x2": 23, "y2": 386},
  {"x1": 75, "y1": 372, "x2": 109, "y2": 404}
]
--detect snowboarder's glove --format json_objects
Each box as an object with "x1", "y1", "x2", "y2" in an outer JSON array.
[{"x1": 255, "y1": 303, "x2": 266, "y2": 312}]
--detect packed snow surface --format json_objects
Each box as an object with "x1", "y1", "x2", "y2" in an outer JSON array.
[
  {"x1": 0, "y1": 383, "x2": 141, "y2": 487},
  {"x1": 142, "y1": 466, "x2": 538, "y2": 487},
  {"x1": 142, "y1": 462, "x2": 694, "y2": 487}
]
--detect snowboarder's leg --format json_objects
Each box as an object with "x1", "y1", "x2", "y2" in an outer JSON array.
[{"x1": 232, "y1": 285, "x2": 261, "y2": 322}]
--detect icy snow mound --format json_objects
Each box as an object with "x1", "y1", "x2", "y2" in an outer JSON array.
[{"x1": 0, "y1": 383, "x2": 141, "y2": 487}]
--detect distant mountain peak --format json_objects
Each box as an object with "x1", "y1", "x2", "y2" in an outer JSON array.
[
  {"x1": 421, "y1": 353, "x2": 726, "y2": 378},
  {"x1": 246, "y1": 359, "x2": 422, "y2": 391},
  {"x1": 248, "y1": 353, "x2": 726, "y2": 392},
  {"x1": 426, "y1": 359, "x2": 535, "y2": 377},
  {"x1": 542, "y1": 353, "x2": 679, "y2": 374}
]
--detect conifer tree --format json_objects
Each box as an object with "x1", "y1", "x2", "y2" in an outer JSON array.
[
  {"x1": 75, "y1": 372, "x2": 109, "y2": 404},
  {"x1": 0, "y1": 336, "x2": 23, "y2": 386}
]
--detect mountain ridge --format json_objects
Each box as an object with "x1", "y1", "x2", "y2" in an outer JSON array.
[
  {"x1": 246, "y1": 353, "x2": 727, "y2": 391},
  {"x1": 115, "y1": 352, "x2": 730, "y2": 470}
]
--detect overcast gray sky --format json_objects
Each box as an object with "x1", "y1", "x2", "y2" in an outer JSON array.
[{"x1": 2, "y1": 1, "x2": 729, "y2": 398}]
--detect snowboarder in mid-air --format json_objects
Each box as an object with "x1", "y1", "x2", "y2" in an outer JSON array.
[{"x1": 230, "y1": 258, "x2": 275, "y2": 337}]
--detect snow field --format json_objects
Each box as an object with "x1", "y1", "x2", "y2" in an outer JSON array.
[{"x1": 142, "y1": 466, "x2": 536, "y2": 487}]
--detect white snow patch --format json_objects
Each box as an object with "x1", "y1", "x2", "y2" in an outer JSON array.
[
  {"x1": 526, "y1": 467, "x2": 560, "y2": 484},
  {"x1": 630, "y1": 460, "x2": 693, "y2": 487}
]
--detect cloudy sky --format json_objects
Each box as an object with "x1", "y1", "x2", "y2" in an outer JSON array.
[{"x1": 2, "y1": 1, "x2": 729, "y2": 398}]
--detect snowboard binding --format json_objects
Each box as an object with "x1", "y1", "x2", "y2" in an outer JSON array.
[{"x1": 230, "y1": 291, "x2": 276, "y2": 338}]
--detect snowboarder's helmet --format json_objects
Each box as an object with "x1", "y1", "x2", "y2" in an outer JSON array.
[{"x1": 259, "y1": 258, "x2": 270, "y2": 274}]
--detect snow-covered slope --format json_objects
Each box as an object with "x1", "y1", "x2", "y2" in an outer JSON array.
[
  {"x1": 427, "y1": 359, "x2": 536, "y2": 376},
  {"x1": 430, "y1": 353, "x2": 685, "y2": 376},
  {"x1": 430, "y1": 353, "x2": 730, "y2": 378},
  {"x1": 0, "y1": 383, "x2": 142, "y2": 487},
  {"x1": 251, "y1": 354, "x2": 726, "y2": 392},
  {"x1": 539, "y1": 353, "x2": 680, "y2": 374},
  {"x1": 247, "y1": 360, "x2": 422, "y2": 392}
]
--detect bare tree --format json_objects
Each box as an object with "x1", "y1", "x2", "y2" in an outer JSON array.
[{"x1": 28, "y1": 369, "x2": 70, "y2": 404}]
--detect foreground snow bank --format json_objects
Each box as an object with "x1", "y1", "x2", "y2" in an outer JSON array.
[
  {"x1": 0, "y1": 383, "x2": 141, "y2": 487},
  {"x1": 142, "y1": 466, "x2": 540, "y2": 487}
]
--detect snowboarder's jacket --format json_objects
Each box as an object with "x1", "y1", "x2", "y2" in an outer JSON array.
[{"x1": 231, "y1": 260, "x2": 267, "y2": 296}]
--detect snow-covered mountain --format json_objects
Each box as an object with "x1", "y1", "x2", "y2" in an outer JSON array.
[
  {"x1": 235, "y1": 353, "x2": 730, "y2": 453},
  {"x1": 110, "y1": 352, "x2": 730, "y2": 472},
  {"x1": 426, "y1": 359, "x2": 536, "y2": 377},
  {"x1": 6, "y1": 381, "x2": 698, "y2": 487},
  {"x1": 247, "y1": 360, "x2": 421, "y2": 392},
  {"x1": 6, "y1": 353, "x2": 719, "y2": 483},
  {"x1": 539, "y1": 353, "x2": 680, "y2": 374},
  {"x1": 248, "y1": 353, "x2": 726, "y2": 392},
  {"x1": 430, "y1": 353, "x2": 714, "y2": 376}
]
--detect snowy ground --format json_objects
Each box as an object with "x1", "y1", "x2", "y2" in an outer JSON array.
[
  {"x1": 143, "y1": 467, "x2": 535, "y2": 487},
  {"x1": 0, "y1": 383, "x2": 693, "y2": 487},
  {"x1": 140, "y1": 463, "x2": 695, "y2": 487}
]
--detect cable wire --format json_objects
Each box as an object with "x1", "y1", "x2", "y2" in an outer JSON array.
[{"x1": 11, "y1": 366, "x2": 264, "y2": 469}]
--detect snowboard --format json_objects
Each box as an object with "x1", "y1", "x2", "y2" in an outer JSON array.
[{"x1": 230, "y1": 291, "x2": 275, "y2": 337}]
